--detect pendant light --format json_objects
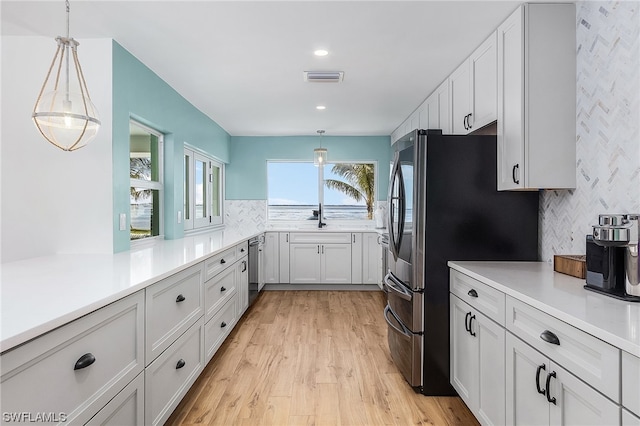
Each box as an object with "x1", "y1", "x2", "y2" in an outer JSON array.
[
  {"x1": 32, "y1": 0, "x2": 101, "y2": 151},
  {"x1": 314, "y1": 130, "x2": 327, "y2": 166}
]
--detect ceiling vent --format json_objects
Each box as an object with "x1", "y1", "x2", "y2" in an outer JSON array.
[{"x1": 304, "y1": 71, "x2": 344, "y2": 83}]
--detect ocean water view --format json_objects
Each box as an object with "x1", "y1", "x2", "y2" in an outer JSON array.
[{"x1": 268, "y1": 205, "x2": 369, "y2": 220}]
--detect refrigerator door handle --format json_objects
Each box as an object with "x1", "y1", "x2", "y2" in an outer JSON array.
[
  {"x1": 388, "y1": 151, "x2": 403, "y2": 260},
  {"x1": 384, "y1": 273, "x2": 412, "y2": 301},
  {"x1": 383, "y1": 305, "x2": 411, "y2": 338}
]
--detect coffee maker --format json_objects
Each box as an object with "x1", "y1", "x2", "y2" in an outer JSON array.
[{"x1": 585, "y1": 214, "x2": 640, "y2": 301}]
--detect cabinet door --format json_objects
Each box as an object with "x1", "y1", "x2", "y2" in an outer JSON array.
[
  {"x1": 506, "y1": 333, "x2": 550, "y2": 425},
  {"x1": 497, "y1": 6, "x2": 525, "y2": 190},
  {"x1": 289, "y1": 244, "x2": 321, "y2": 284},
  {"x1": 86, "y1": 372, "x2": 145, "y2": 426},
  {"x1": 450, "y1": 297, "x2": 478, "y2": 409},
  {"x1": 237, "y1": 258, "x2": 248, "y2": 315},
  {"x1": 418, "y1": 102, "x2": 429, "y2": 130},
  {"x1": 351, "y1": 233, "x2": 363, "y2": 284},
  {"x1": 476, "y1": 309, "x2": 505, "y2": 426},
  {"x1": 362, "y1": 233, "x2": 381, "y2": 285},
  {"x1": 279, "y1": 232, "x2": 290, "y2": 283},
  {"x1": 426, "y1": 94, "x2": 439, "y2": 130},
  {"x1": 549, "y1": 361, "x2": 620, "y2": 426},
  {"x1": 470, "y1": 32, "x2": 497, "y2": 131},
  {"x1": 450, "y1": 60, "x2": 471, "y2": 135},
  {"x1": 436, "y1": 80, "x2": 451, "y2": 134},
  {"x1": 263, "y1": 232, "x2": 279, "y2": 284},
  {"x1": 321, "y1": 244, "x2": 352, "y2": 284}
]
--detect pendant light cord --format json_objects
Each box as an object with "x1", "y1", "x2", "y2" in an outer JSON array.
[{"x1": 66, "y1": 0, "x2": 70, "y2": 39}]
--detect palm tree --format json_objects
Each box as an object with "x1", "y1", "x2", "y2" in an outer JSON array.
[
  {"x1": 130, "y1": 157, "x2": 152, "y2": 201},
  {"x1": 324, "y1": 163, "x2": 375, "y2": 219}
]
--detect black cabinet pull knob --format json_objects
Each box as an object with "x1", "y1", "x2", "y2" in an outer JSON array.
[
  {"x1": 469, "y1": 315, "x2": 476, "y2": 336},
  {"x1": 241, "y1": 248, "x2": 245, "y2": 252},
  {"x1": 221, "y1": 321, "x2": 227, "y2": 328},
  {"x1": 464, "y1": 312, "x2": 471, "y2": 333},
  {"x1": 176, "y1": 359, "x2": 186, "y2": 369},
  {"x1": 221, "y1": 286, "x2": 227, "y2": 292},
  {"x1": 74, "y1": 353, "x2": 96, "y2": 370},
  {"x1": 176, "y1": 294, "x2": 186, "y2": 303},
  {"x1": 220, "y1": 258, "x2": 226, "y2": 264},
  {"x1": 545, "y1": 371, "x2": 557, "y2": 405},
  {"x1": 536, "y1": 364, "x2": 547, "y2": 395},
  {"x1": 540, "y1": 330, "x2": 560, "y2": 345},
  {"x1": 467, "y1": 289, "x2": 478, "y2": 298},
  {"x1": 512, "y1": 164, "x2": 520, "y2": 184}
]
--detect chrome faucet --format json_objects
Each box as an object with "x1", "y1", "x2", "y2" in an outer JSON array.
[{"x1": 318, "y1": 203, "x2": 326, "y2": 228}]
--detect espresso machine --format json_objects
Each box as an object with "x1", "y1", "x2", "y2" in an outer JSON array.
[{"x1": 586, "y1": 214, "x2": 640, "y2": 301}]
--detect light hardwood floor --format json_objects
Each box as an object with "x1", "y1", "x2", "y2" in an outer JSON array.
[{"x1": 167, "y1": 290, "x2": 478, "y2": 426}]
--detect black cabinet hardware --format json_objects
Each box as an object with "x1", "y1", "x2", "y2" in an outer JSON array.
[
  {"x1": 536, "y1": 364, "x2": 546, "y2": 395},
  {"x1": 512, "y1": 164, "x2": 520, "y2": 184},
  {"x1": 545, "y1": 371, "x2": 557, "y2": 405},
  {"x1": 465, "y1": 312, "x2": 471, "y2": 333},
  {"x1": 467, "y1": 113, "x2": 473, "y2": 129},
  {"x1": 240, "y1": 248, "x2": 245, "y2": 253},
  {"x1": 176, "y1": 359, "x2": 186, "y2": 369},
  {"x1": 176, "y1": 294, "x2": 186, "y2": 303},
  {"x1": 540, "y1": 330, "x2": 560, "y2": 345},
  {"x1": 220, "y1": 258, "x2": 226, "y2": 264},
  {"x1": 74, "y1": 353, "x2": 96, "y2": 370},
  {"x1": 221, "y1": 287, "x2": 226, "y2": 292},
  {"x1": 241, "y1": 260, "x2": 247, "y2": 272},
  {"x1": 469, "y1": 315, "x2": 476, "y2": 336},
  {"x1": 468, "y1": 289, "x2": 478, "y2": 298},
  {"x1": 221, "y1": 322, "x2": 227, "y2": 328},
  {"x1": 463, "y1": 115, "x2": 468, "y2": 130}
]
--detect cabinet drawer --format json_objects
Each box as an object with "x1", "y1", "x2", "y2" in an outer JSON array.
[
  {"x1": 236, "y1": 241, "x2": 248, "y2": 258},
  {"x1": 205, "y1": 295, "x2": 238, "y2": 363},
  {"x1": 146, "y1": 263, "x2": 204, "y2": 365},
  {"x1": 0, "y1": 291, "x2": 144, "y2": 425},
  {"x1": 205, "y1": 265, "x2": 237, "y2": 322},
  {"x1": 623, "y1": 409, "x2": 640, "y2": 426},
  {"x1": 289, "y1": 232, "x2": 352, "y2": 244},
  {"x1": 204, "y1": 247, "x2": 238, "y2": 281},
  {"x1": 450, "y1": 269, "x2": 506, "y2": 326},
  {"x1": 623, "y1": 351, "x2": 640, "y2": 416},
  {"x1": 145, "y1": 319, "x2": 205, "y2": 426},
  {"x1": 86, "y1": 371, "x2": 144, "y2": 425},
  {"x1": 506, "y1": 296, "x2": 619, "y2": 401}
]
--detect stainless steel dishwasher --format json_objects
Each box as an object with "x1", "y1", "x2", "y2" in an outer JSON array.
[{"x1": 248, "y1": 235, "x2": 264, "y2": 306}]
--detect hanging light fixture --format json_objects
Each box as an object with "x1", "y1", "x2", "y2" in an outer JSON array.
[
  {"x1": 314, "y1": 130, "x2": 327, "y2": 166},
  {"x1": 32, "y1": 0, "x2": 101, "y2": 151}
]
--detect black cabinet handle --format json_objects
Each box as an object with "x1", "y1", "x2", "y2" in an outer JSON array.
[
  {"x1": 317, "y1": 245, "x2": 320, "y2": 254},
  {"x1": 463, "y1": 114, "x2": 468, "y2": 130},
  {"x1": 469, "y1": 315, "x2": 476, "y2": 336},
  {"x1": 176, "y1": 294, "x2": 186, "y2": 303},
  {"x1": 536, "y1": 364, "x2": 547, "y2": 395},
  {"x1": 540, "y1": 330, "x2": 560, "y2": 345},
  {"x1": 467, "y1": 289, "x2": 478, "y2": 298},
  {"x1": 545, "y1": 371, "x2": 557, "y2": 405},
  {"x1": 74, "y1": 353, "x2": 96, "y2": 370},
  {"x1": 241, "y1": 260, "x2": 247, "y2": 272},
  {"x1": 464, "y1": 312, "x2": 471, "y2": 333},
  {"x1": 221, "y1": 322, "x2": 227, "y2": 328},
  {"x1": 467, "y1": 113, "x2": 473, "y2": 129},
  {"x1": 512, "y1": 164, "x2": 520, "y2": 184},
  {"x1": 176, "y1": 359, "x2": 186, "y2": 369},
  {"x1": 221, "y1": 286, "x2": 227, "y2": 292},
  {"x1": 220, "y1": 258, "x2": 226, "y2": 264}
]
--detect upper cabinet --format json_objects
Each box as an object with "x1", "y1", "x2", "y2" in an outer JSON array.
[
  {"x1": 497, "y1": 4, "x2": 576, "y2": 190},
  {"x1": 450, "y1": 32, "x2": 497, "y2": 135}
]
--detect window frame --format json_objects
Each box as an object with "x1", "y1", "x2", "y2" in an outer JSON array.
[
  {"x1": 129, "y1": 120, "x2": 164, "y2": 245},
  {"x1": 184, "y1": 144, "x2": 224, "y2": 233}
]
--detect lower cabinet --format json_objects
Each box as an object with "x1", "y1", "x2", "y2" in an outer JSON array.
[
  {"x1": 205, "y1": 295, "x2": 238, "y2": 362},
  {"x1": 86, "y1": 372, "x2": 145, "y2": 425},
  {"x1": 290, "y1": 242, "x2": 352, "y2": 284},
  {"x1": 362, "y1": 232, "x2": 382, "y2": 285},
  {"x1": 237, "y1": 256, "x2": 249, "y2": 315},
  {"x1": 450, "y1": 296, "x2": 505, "y2": 426},
  {"x1": 506, "y1": 333, "x2": 619, "y2": 425},
  {"x1": 624, "y1": 409, "x2": 640, "y2": 426},
  {"x1": 145, "y1": 319, "x2": 205, "y2": 426}
]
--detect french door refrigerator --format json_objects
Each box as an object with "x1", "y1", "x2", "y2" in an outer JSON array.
[{"x1": 384, "y1": 129, "x2": 538, "y2": 395}]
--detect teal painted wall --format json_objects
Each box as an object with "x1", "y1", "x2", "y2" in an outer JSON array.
[
  {"x1": 112, "y1": 41, "x2": 230, "y2": 252},
  {"x1": 227, "y1": 135, "x2": 392, "y2": 200}
]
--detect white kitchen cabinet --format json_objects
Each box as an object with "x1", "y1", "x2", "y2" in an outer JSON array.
[
  {"x1": 290, "y1": 243, "x2": 322, "y2": 284},
  {"x1": 86, "y1": 372, "x2": 145, "y2": 426},
  {"x1": 497, "y1": 3, "x2": 576, "y2": 190},
  {"x1": 624, "y1": 409, "x2": 640, "y2": 426},
  {"x1": 362, "y1": 232, "x2": 382, "y2": 285},
  {"x1": 289, "y1": 241, "x2": 352, "y2": 284},
  {"x1": 623, "y1": 351, "x2": 640, "y2": 417},
  {"x1": 351, "y1": 233, "x2": 363, "y2": 284},
  {"x1": 263, "y1": 232, "x2": 280, "y2": 284},
  {"x1": 321, "y1": 243, "x2": 352, "y2": 284},
  {"x1": 205, "y1": 295, "x2": 238, "y2": 362},
  {"x1": 506, "y1": 333, "x2": 619, "y2": 426},
  {"x1": 205, "y1": 265, "x2": 237, "y2": 322},
  {"x1": 279, "y1": 232, "x2": 290, "y2": 283},
  {"x1": 450, "y1": 33, "x2": 497, "y2": 135},
  {"x1": 450, "y1": 296, "x2": 505, "y2": 426},
  {"x1": 237, "y1": 256, "x2": 248, "y2": 315}
]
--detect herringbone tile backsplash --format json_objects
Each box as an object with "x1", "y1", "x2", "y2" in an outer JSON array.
[{"x1": 539, "y1": 1, "x2": 640, "y2": 263}]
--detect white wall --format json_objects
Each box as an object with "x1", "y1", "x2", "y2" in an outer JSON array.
[
  {"x1": 539, "y1": 1, "x2": 640, "y2": 262},
  {"x1": 1, "y1": 36, "x2": 113, "y2": 263}
]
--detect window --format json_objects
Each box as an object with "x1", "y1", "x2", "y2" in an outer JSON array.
[
  {"x1": 130, "y1": 121, "x2": 163, "y2": 241},
  {"x1": 267, "y1": 161, "x2": 376, "y2": 222},
  {"x1": 184, "y1": 145, "x2": 223, "y2": 231}
]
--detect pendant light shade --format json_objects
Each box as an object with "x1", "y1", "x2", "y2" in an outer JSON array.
[
  {"x1": 314, "y1": 130, "x2": 327, "y2": 166},
  {"x1": 32, "y1": 1, "x2": 100, "y2": 151}
]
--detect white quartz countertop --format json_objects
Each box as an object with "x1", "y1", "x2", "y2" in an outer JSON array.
[
  {"x1": 0, "y1": 229, "x2": 261, "y2": 353},
  {"x1": 448, "y1": 261, "x2": 640, "y2": 357}
]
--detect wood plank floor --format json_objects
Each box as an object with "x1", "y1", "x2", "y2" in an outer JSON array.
[{"x1": 166, "y1": 290, "x2": 479, "y2": 426}]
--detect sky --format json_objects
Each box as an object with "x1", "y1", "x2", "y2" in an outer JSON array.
[{"x1": 268, "y1": 162, "x2": 369, "y2": 206}]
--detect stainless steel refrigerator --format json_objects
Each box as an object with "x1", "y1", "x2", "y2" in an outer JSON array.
[{"x1": 383, "y1": 129, "x2": 538, "y2": 395}]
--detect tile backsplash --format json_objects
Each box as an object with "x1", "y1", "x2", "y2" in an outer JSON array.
[{"x1": 539, "y1": 1, "x2": 640, "y2": 263}]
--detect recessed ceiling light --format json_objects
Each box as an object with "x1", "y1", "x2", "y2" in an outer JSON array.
[
  {"x1": 316, "y1": 105, "x2": 326, "y2": 110},
  {"x1": 314, "y1": 49, "x2": 329, "y2": 57}
]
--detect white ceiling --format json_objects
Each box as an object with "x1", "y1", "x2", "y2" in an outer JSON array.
[{"x1": 2, "y1": 1, "x2": 527, "y2": 137}]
